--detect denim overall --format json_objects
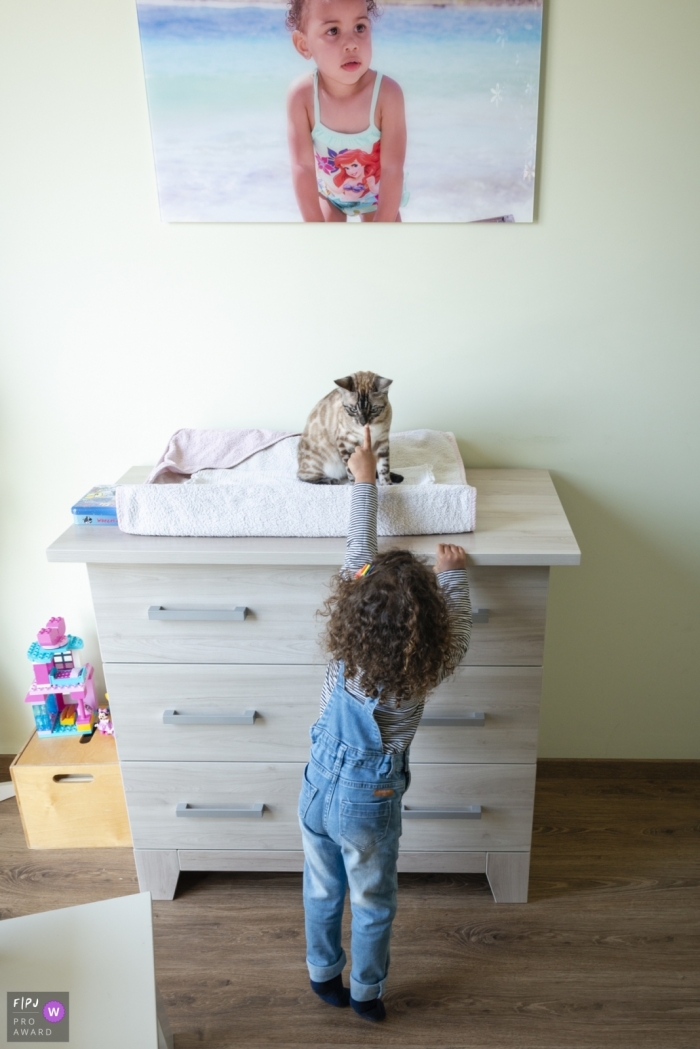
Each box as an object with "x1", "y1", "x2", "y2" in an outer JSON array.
[{"x1": 298, "y1": 664, "x2": 410, "y2": 1002}]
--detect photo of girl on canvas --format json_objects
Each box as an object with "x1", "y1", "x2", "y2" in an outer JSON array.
[
  {"x1": 286, "y1": 0, "x2": 409, "y2": 222},
  {"x1": 136, "y1": 0, "x2": 544, "y2": 223}
]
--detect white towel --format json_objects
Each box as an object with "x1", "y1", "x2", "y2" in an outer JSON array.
[
  {"x1": 147, "y1": 427, "x2": 297, "y2": 484},
  {"x1": 187, "y1": 430, "x2": 464, "y2": 487},
  {"x1": 117, "y1": 430, "x2": 476, "y2": 537}
]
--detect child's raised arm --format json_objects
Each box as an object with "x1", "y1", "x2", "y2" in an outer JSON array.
[
  {"x1": 343, "y1": 426, "x2": 378, "y2": 573},
  {"x1": 434, "y1": 543, "x2": 472, "y2": 671},
  {"x1": 287, "y1": 78, "x2": 325, "y2": 223}
]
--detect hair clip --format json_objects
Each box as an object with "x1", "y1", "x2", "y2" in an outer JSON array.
[{"x1": 354, "y1": 563, "x2": 374, "y2": 579}]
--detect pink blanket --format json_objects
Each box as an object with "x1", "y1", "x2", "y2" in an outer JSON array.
[{"x1": 147, "y1": 428, "x2": 298, "y2": 484}]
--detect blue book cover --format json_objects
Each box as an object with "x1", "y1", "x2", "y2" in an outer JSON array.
[
  {"x1": 71, "y1": 485, "x2": 117, "y2": 517},
  {"x1": 71, "y1": 512, "x2": 119, "y2": 527}
]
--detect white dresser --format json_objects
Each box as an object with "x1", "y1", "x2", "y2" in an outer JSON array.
[{"x1": 47, "y1": 469, "x2": 579, "y2": 903}]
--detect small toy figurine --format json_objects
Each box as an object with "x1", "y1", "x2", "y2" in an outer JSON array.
[
  {"x1": 96, "y1": 705, "x2": 114, "y2": 735},
  {"x1": 24, "y1": 616, "x2": 97, "y2": 737}
]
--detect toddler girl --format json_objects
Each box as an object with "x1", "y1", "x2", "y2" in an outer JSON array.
[
  {"x1": 299, "y1": 427, "x2": 471, "y2": 1020},
  {"x1": 286, "y1": 0, "x2": 409, "y2": 221}
]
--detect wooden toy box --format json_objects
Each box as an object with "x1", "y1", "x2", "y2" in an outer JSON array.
[{"x1": 10, "y1": 730, "x2": 132, "y2": 849}]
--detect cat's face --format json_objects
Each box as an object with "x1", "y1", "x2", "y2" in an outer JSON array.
[{"x1": 334, "y1": 372, "x2": 392, "y2": 427}]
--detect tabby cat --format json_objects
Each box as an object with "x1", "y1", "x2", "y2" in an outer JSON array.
[{"x1": 297, "y1": 372, "x2": 403, "y2": 485}]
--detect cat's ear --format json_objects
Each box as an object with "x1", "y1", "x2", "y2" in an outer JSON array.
[
  {"x1": 334, "y1": 376, "x2": 356, "y2": 392},
  {"x1": 373, "y1": 376, "x2": 393, "y2": 393}
]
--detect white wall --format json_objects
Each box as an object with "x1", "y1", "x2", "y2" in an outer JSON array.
[{"x1": 1, "y1": 0, "x2": 699, "y2": 756}]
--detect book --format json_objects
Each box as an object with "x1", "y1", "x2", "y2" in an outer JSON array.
[
  {"x1": 71, "y1": 486, "x2": 118, "y2": 526},
  {"x1": 71, "y1": 513, "x2": 119, "y2": 527},
  {"x1": 71, "y1": 485, "x2": 117, "y2": 514}
]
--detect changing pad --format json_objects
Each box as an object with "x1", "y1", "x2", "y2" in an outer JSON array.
[{"x1": 116, "y1": 430, "x2": 476, "y2": 537}]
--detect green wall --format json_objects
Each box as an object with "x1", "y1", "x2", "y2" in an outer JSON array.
[{"x1": 0, "y1": 0, "x2": 698, "y2": 755}]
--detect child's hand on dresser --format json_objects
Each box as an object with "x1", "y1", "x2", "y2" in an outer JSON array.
[
  {"x1": 434, "y1": 543, "x2": 467, "y2": 573},
  {"x1": 348, "y1": 425, "x2": 378, "y2": 484}
]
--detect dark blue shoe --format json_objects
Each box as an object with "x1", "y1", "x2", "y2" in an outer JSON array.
[
  {"x1": 310, "y1": 975, "x2": 350, "y2": 1007},
  {"x1": 350, "y1": 995, "x2": 386, "y2": 1022}
]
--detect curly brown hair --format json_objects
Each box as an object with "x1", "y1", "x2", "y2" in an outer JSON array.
[
  {"x1": 286, "y1": 0, "x2": 379, "y2": 33},
  {"x1": 321, "y1": 549, "x2": 458, "y2": 705}
]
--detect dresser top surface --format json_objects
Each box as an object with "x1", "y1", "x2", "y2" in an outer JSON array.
[{"x1": 47, "y1": 468, "x2": 580, "y2": 567}]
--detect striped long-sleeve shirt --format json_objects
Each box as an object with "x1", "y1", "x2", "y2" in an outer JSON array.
[{"x1": 319, "y1": 483, "x2": 472, "y2": 753}]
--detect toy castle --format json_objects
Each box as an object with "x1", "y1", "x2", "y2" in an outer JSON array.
[{"x1": 25, "y1": 617, "x2": 97, "y2": 737}]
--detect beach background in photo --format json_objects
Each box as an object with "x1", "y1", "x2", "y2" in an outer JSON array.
[{"x1": 136, "y1": 0, "x2": 543, "y2": 222}]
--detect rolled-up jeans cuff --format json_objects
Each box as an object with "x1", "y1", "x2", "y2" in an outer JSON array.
[
  {"x1": 307, "y1": 949, "x2": 346, "y2": 983},
  {"x1": 350, "y1": 976, "x2": 385, "y2": 1002}
]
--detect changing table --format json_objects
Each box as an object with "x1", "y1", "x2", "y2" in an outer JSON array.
[{"x1": 47, "y1": 468, "x2": 580, "y2": 902}]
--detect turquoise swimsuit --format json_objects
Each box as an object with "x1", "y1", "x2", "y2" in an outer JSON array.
[{"x1": 312, "y1": 70, "x2": 409, "y2": 217}]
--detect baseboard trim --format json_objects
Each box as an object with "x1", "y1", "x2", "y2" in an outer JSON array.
[
  {"x1": 537, "y1": 757, "x2": 700, "y2": 763},
  {"x1": 536, "y1": 758, "x2": 700, "y2": 780}
]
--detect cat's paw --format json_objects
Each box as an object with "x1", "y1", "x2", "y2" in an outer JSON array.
[
  {"x1": 299, "y1": 475, "x2": 345, "y2": 485},
  {"x1": 389, "y1": 472, "x2": 404, "y2": 484}
]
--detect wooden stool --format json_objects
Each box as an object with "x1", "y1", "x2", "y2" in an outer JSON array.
[{"x1": 11, "y1": 731, "x2": 132, "y2": 849}]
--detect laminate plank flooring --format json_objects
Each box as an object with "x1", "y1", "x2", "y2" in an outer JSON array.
[{"x1": 1, "y1": 759, "x2": 698, "y2": 1049}]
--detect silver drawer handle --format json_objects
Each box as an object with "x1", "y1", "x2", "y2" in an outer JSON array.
[
  {"x1": 148, "y1": 605, "x2": 249, "y2": 621},
  {"x1": 421, "y1": 712, "x2": 485, "y2": 727},
  {"x1": 163, "y1": 709, "x2": 257, "y2": 726},
  {"x1": 176, "y1": 802, "x2": 264, "y2": 818},
  {"x1": 402, "y1": 805, "x2": 482, "y2": 820},
  {"x1": 472, "y1": 608, "x2": 490, "y2": 623}
]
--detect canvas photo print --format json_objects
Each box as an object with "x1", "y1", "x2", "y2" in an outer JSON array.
[{"x1": 136, "y1": 0, "x2": 543, "y2": 222}]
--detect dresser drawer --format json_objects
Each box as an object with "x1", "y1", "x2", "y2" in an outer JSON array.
[
  {"x1": 466, "y1": 567, "x2": 547, "y2": 665},
  {"x1": 411, "y1": 666, "x2": 541, "y2": 763},
  {"x1": 89, "y1": 563, "x2": 329, "y2": 664},
  {"x1": 106, "y1": 664, "x2": 324, "y2": 762},
  {"x1": 106, "y1": 663, "x2": 541, "y2": 763},
  {"x1": 122, "y1": 761, "x2": 306, "y2": 849},
  {"x1": 90, "y1": 564, "x2": 548, "y2": 666},
  {"x1": 121, "y1": 760, "x2": 534, "y2": 851},
  {"x1": 401, "y1": 763, "x2": 536, "y2": 851}
]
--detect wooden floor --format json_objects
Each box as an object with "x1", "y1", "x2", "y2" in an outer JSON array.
[{"x1": 1, "y1": 759, "x2": 699, "y2": 1049}]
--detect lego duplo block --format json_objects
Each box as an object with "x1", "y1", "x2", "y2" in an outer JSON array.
[
  {"x1": 27, "y1": 637, "x2": 84, "y2": 665},
  {"x1": 10, "y1": 731, "x2": 132, "y2": 848},
  {"x1": 32, "y1": 662, "x2": 52, "y2": 685},
  {"x1": 49, "y1": 666, "x2": 86, "y2": 689},
  {"x1": 52, "y1": 722, "x2": 80, "y2": 736},
  {"x1": 37, "y1": 617, "x2": 67, "y2": 648},
  {"x1": 31, "y1": 700, "x2": 59, "y2": 737}
]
